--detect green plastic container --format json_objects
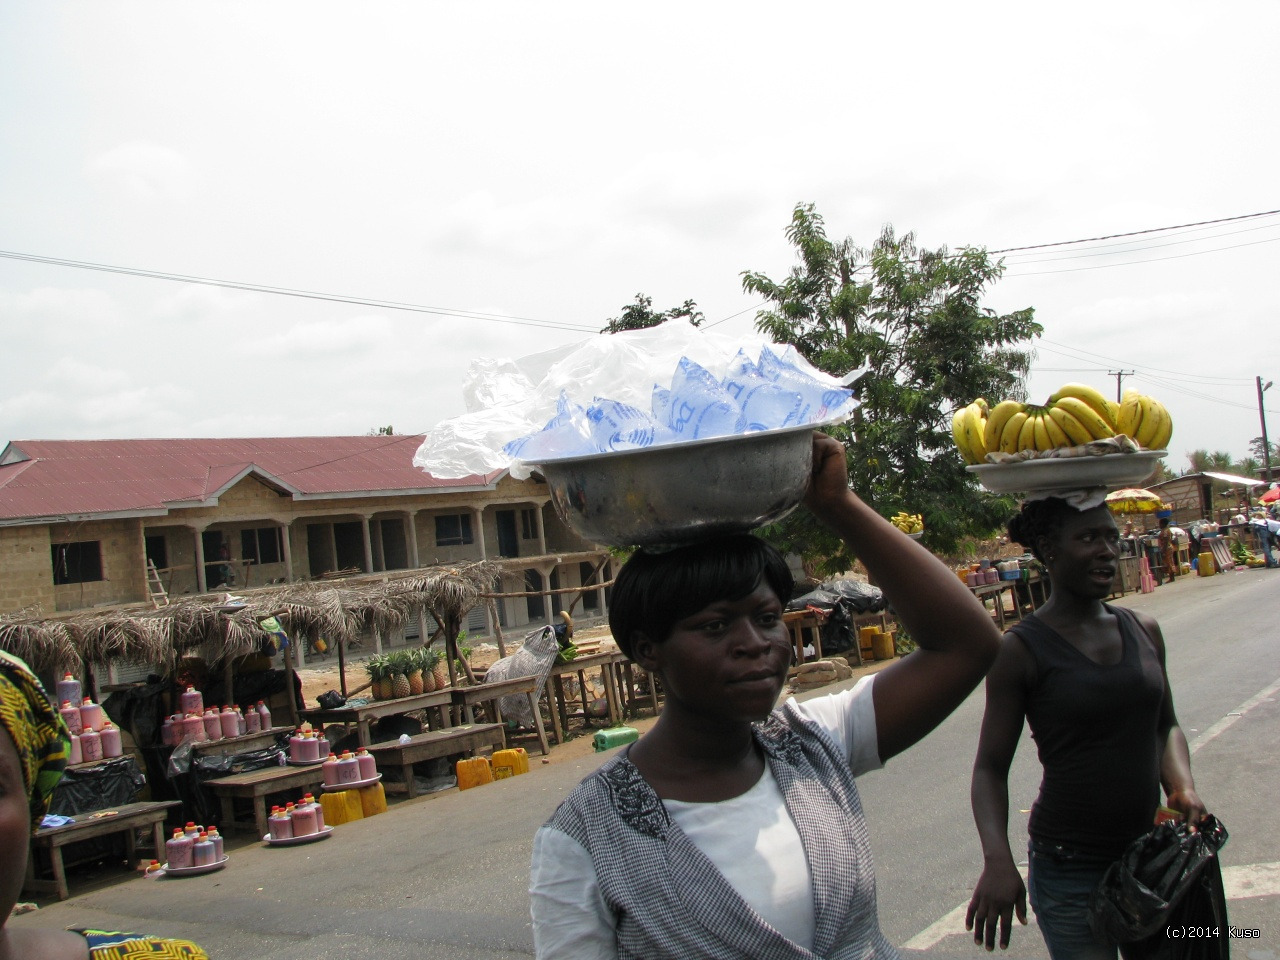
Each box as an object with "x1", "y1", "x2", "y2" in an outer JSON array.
[{"x1": 593, "y1": 726, "x2": 640, "y2": 752}]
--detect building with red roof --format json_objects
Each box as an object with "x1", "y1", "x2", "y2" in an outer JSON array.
[{"x1": 0, "y1": 436, "x2": 608, "y2": 640}]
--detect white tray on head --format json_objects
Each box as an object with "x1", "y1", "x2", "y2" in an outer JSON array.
[{"x1": 966, "y1": 450, "x2": 1165, "y2": 496}]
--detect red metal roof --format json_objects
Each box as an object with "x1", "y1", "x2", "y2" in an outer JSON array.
[{"x1": 0, "y1": 437, "x2": 502, "y2": 523}]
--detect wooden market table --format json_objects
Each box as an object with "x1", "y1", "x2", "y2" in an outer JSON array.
[
  {"x1": 970, "y1": 580, "x2": 1020, "y2": 631},
  {"x1": 449, "y1": 675, "x2": 550, "y2": 756},
  {"x1": 784, "y1": 608, "x2": 827, "y2": 664},
  {"x1": 206, "y1": 764, "x2": 327, "y2": 838},
  {"x1": 367, "y1": 723, "x2": 507, "y2": 798},
  {"x1": 189, "y1": 726, "x2": 291, "y2": 758},
  {"x1": 26, "y1": 800, "x2": 181, "y2": 901},
  {"x1": 544, "y1": 650, "x2": 625, "y2": 744},
  {"x1": 298, "y1": 690, "x2": 453, "y2": 748}
]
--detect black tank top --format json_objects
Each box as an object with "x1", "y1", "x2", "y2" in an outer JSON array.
[{"x1": 1012, "y1": 605, "x2": 1166, "y2": 859}]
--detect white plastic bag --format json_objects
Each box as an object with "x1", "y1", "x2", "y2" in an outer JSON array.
[{"x1": 413, "y1": 320, "x2": 860, "y2": 480}]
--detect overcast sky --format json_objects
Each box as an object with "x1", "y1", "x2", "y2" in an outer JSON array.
[{"x1": 2, "y1": 2, "x2": 1277, "y2": 474}]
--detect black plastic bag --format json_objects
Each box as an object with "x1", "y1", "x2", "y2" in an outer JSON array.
[
  {"x1": 316, "y1": 689, "x2": 346, "y2": 709},
  {"x1": 48, "y1": 755, "x2": 146, "y2": 816},
  {"x1": 1088, "y1": 815, "x2": 1229, "y2": 953}
]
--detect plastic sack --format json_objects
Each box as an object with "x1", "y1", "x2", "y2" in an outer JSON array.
[
  {"x1": 1088, "y1": 815, "x2": 1229, "y2": 950},
  {"x1": 414, "y1": 320, "x2": 862, "y2": 480},
  {"x1": 481, "y1": 624, "x2": 560, "y2": 728},
  {"x1": 48, "y1": 755, "x2": 146, "y2": 816}
]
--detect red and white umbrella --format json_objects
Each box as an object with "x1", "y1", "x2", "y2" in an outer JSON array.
[{"x1": 1260, "y1": 485, "x2": 1280, "y2": 504}]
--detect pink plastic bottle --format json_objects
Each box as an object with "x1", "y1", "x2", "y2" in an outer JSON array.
[
  {"x1": 182, "y1": 713, "x2": 206, "y2": 743},
  {"x1": 243, "y1": 706, "x2": 261, "y2": 734},
  {"x1": 236, "y1": 707, "x2": 247, "y2": 736},
  {"x1": 288, "y1": 730, "x2": 304, "y2": 763},
  {"x1": 303, "y1": 793, "x2": 324, "y2": 830},
  {"x1": 356, "y1": 748, "x2": 376, "y2": 782},
  {"x1": 166, "y1": 828, "x2": 194, "y2": 869},
  {"x1": 289, "y1": 798, "x2": 318, "y2": 836},
  {"x1": 68, "y1": 732, "x2": 82, "y2": 765},
  {"x1": 300, "y1": 732, "x2": 322, "y2": 763},
  {"x1": 192, "y1": 832, "x2": 216, "y2": 866},
  {"x1": 160, "y1": 716, "x2": 175, "y2": 746},
  {"x1": 219, "y1": 706, "x2": 240, "y2": 739},
  {"x1": 321, "y1": 752, "x2": 340, "y2": 786},
  {"x1": 79, "y1": 726, "x2": 102, "y2": 763},
  {"x1": 59, "y1": 700, "x2": 84, "y2": 736},
  {"x1": 180, "y1": 686, "x2": 203, "y2": 716},
  {"x1": 184, "y1": 821, "x2": 200, "y2": 838},
  {"x1": 206, "y1": 826, "x2": 224, "y2": 860},
  {"x1": 56, "y1": 673, "x2": 82, "y2": 706},
  {"x1": 202, "y1": 709, "x2": 223, "y2": 741},
  {"x1": 336, "y1": 751, "x2": 360, "y2": 785},
  {"x1": 99, "y1": 721, "x2": 122, "y2": 759},
  {"x1": 256, "y1": 700, "x2": 272, "y2": 730},
  {"x1": 79, "y1": 697, "x2": 104, "y2": 732},
  {"x1": 268, "y1": 806, "x2": 293, "y2": 840}
]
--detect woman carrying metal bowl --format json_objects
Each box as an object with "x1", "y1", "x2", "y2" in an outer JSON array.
[{"x1": 529, "y1": 432, "x2": 1002, "y2": 959}]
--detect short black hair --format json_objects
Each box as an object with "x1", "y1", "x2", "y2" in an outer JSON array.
[
  {"x1": 608, "y1": 534, "x2": 794, "y2": 660},
  {"x1": 1007, "y1": 497, "x2": 1087, "y2": 563}
]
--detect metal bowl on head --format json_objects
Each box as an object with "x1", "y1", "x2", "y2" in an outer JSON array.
[{"x1": 531, "y1": 423, "x2": 818, "y2": 547}]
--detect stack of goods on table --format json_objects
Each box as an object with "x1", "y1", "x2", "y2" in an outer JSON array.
[
  {"x1": 56, "y1": 674, "x2": 125, "y2": 764},
  {"x1": 160, "y1": 686, "x2": 274, "y2": 746}
]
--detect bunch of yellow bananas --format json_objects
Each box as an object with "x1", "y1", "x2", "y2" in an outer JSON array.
[
  {"x1": 951, "y1": 383, "x2": 1173, "y2": 465},
  {"x1": 891, "y1": 511, "x2": 924, "y2": 534}
]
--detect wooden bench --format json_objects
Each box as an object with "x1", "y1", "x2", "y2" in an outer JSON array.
[
  {"x1": 365, "y1": 723, "x2": 507, "y2": 799},
  {"x1": 26, "y1": 800, "x2": 181, "y2": 901},
  {"x1": 206, "y1": 764, "x2": 327, "y2": 838},
  {"x1": 450, "y1": 675, "x2": 550, "y2": 756}
]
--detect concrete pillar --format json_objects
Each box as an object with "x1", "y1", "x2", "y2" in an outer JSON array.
[
  {"x1": 474, "y1": 507, "x2": 487, "y2": 559},
  {"x1": 405, "y1": 511, "x2": 420, "y2": 568},
  {"x1": 192, "y1": 525, "x2": 208, "y2": 594},
  {"x1": 372, "y1": 515, "x2": 386, "y2": 572},
  {"x1": 279, "y1": 521, "x2": 295, "y2": 582},
  {"x1": 361, "y1": 515, "x2": 374, "y2": 574},
  {"x1": 535, "y1": 502, "x2": 547, "y2": 554}
]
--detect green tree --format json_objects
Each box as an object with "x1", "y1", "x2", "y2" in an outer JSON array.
[
  {"x1": 601, "y1": 293, "x2": 704, "y2": 334},
  {"x1": 1248, "y1": 436, "x2": 1279, "y2": 466},
  {"x1": 367, "y1": 425, "x2": 396, "y2": 436},
  {"x1": 742, "y1": 203, "x2": 1042, "y2": 571}
]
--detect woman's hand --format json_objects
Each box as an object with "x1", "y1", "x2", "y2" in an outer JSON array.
[
  {"x1": 803, "y1": 432, "x2": 854, "y2": 520},
  {"x1": 965, "y1": 860, "x2": 1028, "y2": 951},
  {"x1": 1165, "y1": 787, "x2": 1207, "y2": 826}
]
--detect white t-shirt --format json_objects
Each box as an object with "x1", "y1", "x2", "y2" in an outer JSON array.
[{"x1": 529, "y1": 674, "x2": 882, "y2": 959}]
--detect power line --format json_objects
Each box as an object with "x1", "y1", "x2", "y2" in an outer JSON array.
[
  {"x1": 0, "y1": 249, "x2": 600, "y2": 334},
  {"x1": 986, "y1": 208, "x2": 1280, "y2": 255},
  {"x1": 1003, "y1": 235, "x2": 1280, "y2": 277},
  {"x1": 999, "y1": 220, "x2": 1280, "y2": 265}
]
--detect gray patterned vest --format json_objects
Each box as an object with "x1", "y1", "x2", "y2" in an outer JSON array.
[{"x1": 543, "y1": 699, "x2": 899, "y2": 959}]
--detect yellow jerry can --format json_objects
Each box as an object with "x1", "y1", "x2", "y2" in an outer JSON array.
[
  {"x1": 358, "y1": 781, "x2": 387, "y2": 817},
  {"x1": 491, "y1": 748, "x2": 529, "y2": 779},
  {"x1": 456, "y1": 756, "x2": 494, "y2": 790},
  {"x1": 319, "y1": 788, "x2": 364, "y2": 825}
]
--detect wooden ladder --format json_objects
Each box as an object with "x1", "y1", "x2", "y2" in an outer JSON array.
[{"x1": 146, "y1": 560, "x2": 169, "y2": 608}]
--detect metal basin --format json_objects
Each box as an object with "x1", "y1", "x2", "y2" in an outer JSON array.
[{"x1": 532, "y1": 424, "x2": 816, "y2": 547}]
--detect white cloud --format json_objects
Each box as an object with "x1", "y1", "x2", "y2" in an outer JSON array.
[{"x1": 83, "y1": 141, "x2": 195, "y2": 203}]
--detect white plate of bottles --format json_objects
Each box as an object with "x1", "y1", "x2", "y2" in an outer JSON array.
[
  {"x1": 285, "y1": 755, "x2": 326, "y2": 766},
  {"x1": 163, "y1": 855, "x2": 229, "y2": 876},
  {"x1": 263, "y1": 825, "x2": 334, "y2": 847},
  {"x1": 322, "y1": 773, "x2": 382, "y2": 792}
]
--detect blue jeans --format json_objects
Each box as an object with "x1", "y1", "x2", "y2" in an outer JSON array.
[{"x1": 1028, "y1": 841, "x2": 1141, "y2": 960}]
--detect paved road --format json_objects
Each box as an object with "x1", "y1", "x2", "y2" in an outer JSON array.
[{"x1": 15, "y1": 568, "x2": 1280, "y2": 959}]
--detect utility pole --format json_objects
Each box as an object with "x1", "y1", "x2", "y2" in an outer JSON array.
[
  {"x1": 1259, "y1": 375, "x2": 1274, "y2": 483},
  {"x1": 1109, "y1": 370, "x2": 1135, "y2": 403}
]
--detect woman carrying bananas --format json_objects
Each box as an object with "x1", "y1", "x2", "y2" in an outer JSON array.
[{"x1": 966, "y1": 497, "x2": 1206, "y2": 959}]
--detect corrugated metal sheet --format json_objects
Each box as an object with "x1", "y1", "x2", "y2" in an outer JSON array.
[{"x1": 0, "y1": 436, "x2": 501, "y2": 522}]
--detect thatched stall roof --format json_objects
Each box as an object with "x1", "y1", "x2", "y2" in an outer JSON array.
[{"x1": 0, "y1": 560, "x2": 501, "y2": 675}]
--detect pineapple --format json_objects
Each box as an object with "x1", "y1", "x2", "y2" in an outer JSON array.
[
  {"x1": 365, "y1": 655, "x2": 387, "y2": 701},
  {"x1": 431, "y1": 648, "x2": 450, "y2": 691},
  {"x1": 420, "y1": 649, "x2": 437, "y2": 692},
  {"x1": 406, "y1": 648, "x2": 425, "y2": 696},
  {"x1": 389, "y1": 651, "x2": 411, "y2": 700}
]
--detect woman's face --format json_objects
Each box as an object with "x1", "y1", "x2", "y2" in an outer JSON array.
[
  {"x1": 1042, "y1": 506, "x2": 1121, "y2": 598},
  {"x1": 0, "y1": 725, "x2": 31, "y2": 924},
  {"x1": 639, "y1": 580, "x2": 791, "y2": 723}
]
